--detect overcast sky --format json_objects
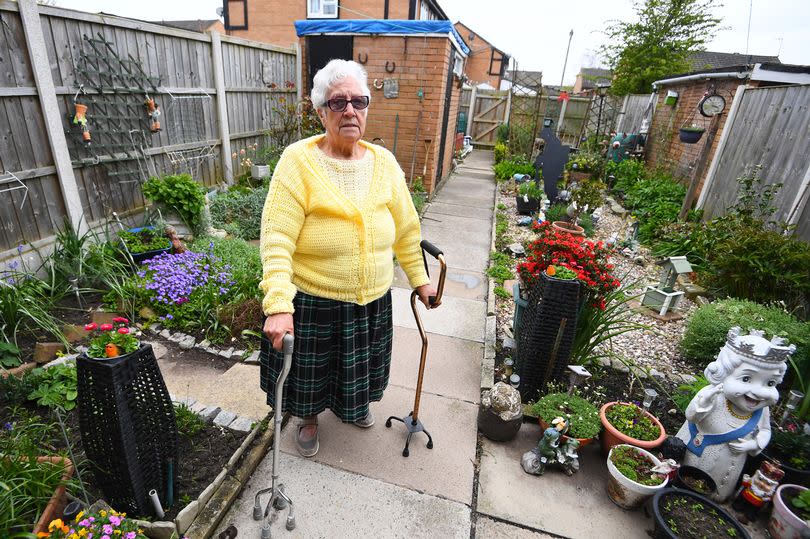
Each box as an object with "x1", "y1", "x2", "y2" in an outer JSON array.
[{"x1": 52, "y1": 0, "x2": 810, "y2": 85}]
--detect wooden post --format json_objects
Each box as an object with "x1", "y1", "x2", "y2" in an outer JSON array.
[
  {"x1": 295, "y1": 41, "x2": 303, "y2": 103},
  {"x1": 18, "y1": 0, "x2": 87, "y2": 234},
  {"x1": 466, "y1": 85, "x2": 477, "y2": 137},
  {"x1": 210, "y1": 31, "x2": 233, "y2": 184},
  {"x1": 679, "y1": 113, "x2": 722, "y2": 220},
  {"x1": 556, "y1": 98, "x2": 568, "y2": 137}
]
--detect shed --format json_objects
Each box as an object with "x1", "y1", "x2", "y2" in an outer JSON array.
[{"x1": 295, "y1": 19, "x2": 469, "y2": 193}]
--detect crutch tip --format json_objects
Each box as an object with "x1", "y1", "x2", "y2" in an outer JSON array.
[
  {"x1": 286, "y1": 516, "x2": 296, "y2": 531},
  {"x1": 252, "y1": 505, "x2": 263, "y2": 520},
  {"x1": 260, "y1": 524, "x2": 272, "y2": 539}
]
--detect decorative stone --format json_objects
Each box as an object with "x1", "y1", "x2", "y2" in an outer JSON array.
[
  {"x1": 507, "y1": 243, "x2": 525, "y2": 257},
  {"x1": 205, "y1": 347, "x2": 219, "y2": 355},
  {"x1": 168, "y1": 332, "x2": 185, "y2": 343},
  {"x1": 502, "y1": 336, "x2": 516, "y2": 350},
  {"x1": 198, "y1": 339, "x2": 211, "y2": 349},
  {"x1": 675, "y1": 327, "x2": 795, "y2": 502},
  {"x1": 61, "y1": 324, "x2": 86, "y2": 343},
  {"x1": 149, "y1": 323, "x2": 162, "y2": 333},
  {"x1": 231, "y1": 349, "x2": 245, "y2": 359},
  {"x1": 160, "y1": 329, "x2": 172, "y2": 339},
  {"x1": 228, "y1": 416, "x2": 254, "y2": 432},
  {"x1": 138, "y1": 520, "x2": 176, "y2": 539},
  {"x1": 680, "y1": 374, "x2": 697, "y2": 384},
  {"x1": 175, "y1": 396, "x2": 196, "y2": 408},
  {"x1": 33, "y1": 342, "x2": 66, "y2": 364},
  {"x1": 244, "y1": 351, "x2": 260, "y2": 365},
  {"x1": 598, "y1": 357, "x2": 612, "y2": 367},
  {"x1": 650, "y1": 368, "x2": 665, "y2": 380},
  {"x1": 190, "y1": 401, "x2": 207, "y2": 414},
  {"x1": 149, "y1": 341, "x2": 168, "y2": 360},
  {"x1": 199, "y1": 406, "x2": 221, "y2": 423},
  {"x1": 219, "y1": 347, "x2": 235, "y2": 359},
  {"x1": 179, "y1": 336, "x2": 196, "y2": 350},
  {"x1": 213, "y1": 410, "x2": 236, "y2": 427}
]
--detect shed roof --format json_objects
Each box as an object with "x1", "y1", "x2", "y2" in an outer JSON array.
[
  {"x1": 688, "y1": 50, "x2": 781, "y2": 71},
  {"x1": 294, "y1": 19, "x2": 470, "y2": 56}
]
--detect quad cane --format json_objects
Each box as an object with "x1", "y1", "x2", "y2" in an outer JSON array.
[
  {"x1": 386, "y1": 240, "x2": 447, "y2": 457},
  {"x1": 253, "y1": 333, "x2": 296, "y2": 537}
]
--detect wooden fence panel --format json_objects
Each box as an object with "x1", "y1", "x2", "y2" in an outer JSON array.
[
  {"x1": 616, "y1": 94, "x2": 653, "y2": 134},
  {"x1": 698, "y1": 84, "x2": 810, "y2": 241},
  {"x1": 470, "y1": 90, "x2": 508, "y2": 147}
]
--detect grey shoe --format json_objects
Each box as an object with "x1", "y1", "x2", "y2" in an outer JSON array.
[
  {"x1": 296, "y1": 419, "x2": 319, "y2": 457},
  {"x1": 354, "y1": 410, "x2": 375, "y2": 428}
]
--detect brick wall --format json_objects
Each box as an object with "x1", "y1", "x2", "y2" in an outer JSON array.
[
  {"x1": 300, "y1": 34, "x2": 458, "y2": 193},
  {"x1": 454, "y1": 22, "x2": 501, "y2": 89},
  {"x1": 645, "y1": 78, "x2": 741, "y2": 196}
]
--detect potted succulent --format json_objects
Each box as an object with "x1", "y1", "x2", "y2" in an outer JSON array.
[
  {"x1": 532, "y1": 391, "x2": 600, "y2": 448},
  {"x1": 679, "y1": 126, "x2": 705, "y2": 144},
  {"x1": 599, "y1": 401, "x2": 666, "y2": 456},
  {"x1": 606, "y1": 444, "x2": 668, "y2": 509},
  {"x1": 770, "y1": 484, "x2": 810, "y2": 539},
  {"x1": 652, "y1": 488, "x2": 750, "y2": 539},
  {"x1": 515, "y1": 181, "x2": 544, "y2": 215},
  {"x1": 118, "y1": 226, "x2": 171, "y2": 264},
  {"x1": 83, "y1": 319, "x2": 140, "y2": 359}
]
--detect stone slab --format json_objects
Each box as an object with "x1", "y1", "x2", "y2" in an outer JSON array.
[
  {"x1": 475, "y1": 516, "x2": 556, "y2": 538},
  {"x1": 392, "y1": 263, "x2": 487, "y2": 302},
  {"x1": 199, "y1": 405, "x2": 221, "y2": 423},
  {"x1": 217, "y1": 450, "x2": 471, "y2": 538},
  {"x1": 428, "y1": 201, "x2": 493, "y2": 220},
  {"x1": 391, "y1": 287, "x2": 487, "y2": 343},
  {"x1": 228, "y1": 416, "x2": 254, "y2": 432},
  {"x1": 476, "y1": 423, "x2": 652, "y2": 539},
  {"x1": 213, "y1": 410, "x2": 236, "y2": 427},
  {"x1": 33, "y1": 342, "x2": 65, "y2": 364},
  {"x1": 278, "y1": 384, "x2": 479, "y2": 505},
  {"x1": 436, "y1": 182, "x2": 496, "y2": 202},
  {"x1": 413, "y1": 227, "x2": 491, "y2": 273},
  {"x1": 421, "y1": 213, "x2": 492, "y2": 242},
  {"x1": 389, "y1": 326, "x2": 482, "y2": 403}
]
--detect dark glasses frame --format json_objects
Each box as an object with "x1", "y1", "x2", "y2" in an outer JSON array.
[{"x1": 325, "y1": 96, "x2": 370, "y2": 112}]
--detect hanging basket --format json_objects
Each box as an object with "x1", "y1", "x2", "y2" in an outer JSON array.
[{"x1": 679, "y1": 128, "x2": 705, "y2": 144}]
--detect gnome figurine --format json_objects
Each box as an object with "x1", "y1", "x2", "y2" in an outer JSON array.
[{"x1": 675, "y1": 327, "x2": 794, "y2": 501}]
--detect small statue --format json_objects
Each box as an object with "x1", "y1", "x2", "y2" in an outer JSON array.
[
  {"x1": 165, "y1": 225, "x2": 187, "y2": 254},
  {"x1": 732, "y1": 460, "x2": 785, "y2": 523},
  {"x1": 521, "y1": 416, "x2": 580, "y2": 476},
  {"x1": 675, "y1": 327, "x2": 794, "y2": 501}
]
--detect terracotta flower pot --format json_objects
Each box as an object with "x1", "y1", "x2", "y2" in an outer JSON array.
[
  {"x1": 539, "y1": 418, "x2": 595, "y2": 449},
  {"x1": 599, "y1": 402, "x2": 667, "y2": 457},
  {"x1": 32, "y1": 456, "x2": 75, "y2": 534},
  {"x1": 552, "y1": 220, "x2": 585, "y2": 237},
  {"x1": 770, "y1": 484, "x2": 810, "y2": 539}
]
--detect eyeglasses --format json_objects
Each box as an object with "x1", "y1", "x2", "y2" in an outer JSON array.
[{"x1": 325, "y1": 96, "x2": 370, "y2": 112}]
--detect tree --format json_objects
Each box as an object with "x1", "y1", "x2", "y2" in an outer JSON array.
[{"x1": 600, "y1": 0, "x2": 722, "y2": 95}]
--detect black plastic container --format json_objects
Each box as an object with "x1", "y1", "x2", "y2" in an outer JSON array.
[
  {"x1": 672, "y1": 465, "x2": 717, "y2": 497},
  {"x1": 515, "y1": 195, "x2": 540, "y2": 215},
  {"x1": 651, "y1": 488, "x2": 750, "y2": 539}
]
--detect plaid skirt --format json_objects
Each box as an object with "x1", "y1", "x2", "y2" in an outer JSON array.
[{"x1": 259, "y1": 290, "x2": 393, "y2": 422}]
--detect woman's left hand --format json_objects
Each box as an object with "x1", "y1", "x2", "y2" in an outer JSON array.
[{"x1": 415, "y1": 284, "x2": 439, "y2": 309}]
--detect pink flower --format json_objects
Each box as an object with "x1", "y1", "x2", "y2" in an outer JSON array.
[
  {"x1": 103, "y1": 523, "x2": 113, "y2": 534},
  {"x1": 108, "y1": 515, "x2": 121, "y2": 526},
  {"x1": 100, "y1": 323, "x2": 114, "y2": 331},
  {"x1": 84, "y1": 323, "x2": 98, "y2": 331},
  {"x1": 117, "y1": 327, "x2": 130, "y2": 335},
  {"x1": 125, "y1": 533, "x2": 136, "y2": 539},
  {"x1": 112, "y1": 317, "x2": 130, "y2": 324}
]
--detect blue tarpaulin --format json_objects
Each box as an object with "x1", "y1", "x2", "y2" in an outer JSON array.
[{"x1": 294, "y1": 19, "x2": 469, "y2": 55}]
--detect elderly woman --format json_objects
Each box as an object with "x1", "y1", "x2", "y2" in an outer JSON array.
[{"x1": 259, "y1": 59, "x2": 437, "y2": 457}]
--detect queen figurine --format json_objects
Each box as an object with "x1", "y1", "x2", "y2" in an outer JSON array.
[{"x1": 676, "y1": 327, "x2": 795, "y2": 501}]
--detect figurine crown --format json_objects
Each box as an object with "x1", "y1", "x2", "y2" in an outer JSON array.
[{"x1": 725, "y1": 326, "x2": 796, "y2": 364}]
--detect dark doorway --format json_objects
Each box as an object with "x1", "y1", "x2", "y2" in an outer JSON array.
[{"x1": 306, "y1": 36, "x2": 353, "y2": 94}]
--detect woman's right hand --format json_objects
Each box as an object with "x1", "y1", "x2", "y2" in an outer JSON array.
[{"x1": 263, "y1": 313, "x2": 294, "y2": 351}]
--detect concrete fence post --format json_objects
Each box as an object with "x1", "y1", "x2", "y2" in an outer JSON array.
[
  {"x1": 466, "y1": 85, "x2": 477, "y2": 137},
  {"x1": 18, "y1": 0, "x2": 87, "y2": 233},
  {"x1": 210, "y1": 31, "x2": 233, "y2": 184}
]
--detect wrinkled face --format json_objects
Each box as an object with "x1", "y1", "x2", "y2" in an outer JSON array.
[
  {"x1": 723, "y1": 363, "x2": 781, "y2": 413},
  {"x1": 317, "y1": 77, "x2": 368, "y2": 145}
]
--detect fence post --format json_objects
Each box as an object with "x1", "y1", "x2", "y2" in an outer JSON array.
[
  {"x1": 18, "y1": 0, "x2": 87, "y2": 234},
  {"x1": 696, "y1": 84, "x2": 747, "y2": 210},
  {"x1": 786, "y1": 162, "x2": 810, "y2": 227},
  {"x1": 466, "y1": 85, "x2": 477, "y2": 137},
  {"x1": 295, "y1": 41, "x2": 303, "y2": 102},
  {"x1": 210, "y1": 31, "x2": 232, "y2": 184}
]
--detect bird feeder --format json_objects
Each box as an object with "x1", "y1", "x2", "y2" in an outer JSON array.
[{"x1": 641, "y1": 256, "x2": 692, "y2": 316}]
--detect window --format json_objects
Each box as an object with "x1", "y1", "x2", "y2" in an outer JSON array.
[
  {"x1": 453, "y1": 53, "x2": 464, "y2": 77},
  {"x1": 419, "y1": 1, "x2": 438, "y2": 20},
  {"x1": 308, "y1": 0, "x2": 338, "y2": 18}
]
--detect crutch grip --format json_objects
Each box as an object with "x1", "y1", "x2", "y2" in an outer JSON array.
[
  {"x1": 282, "y1": 333, "x2": 294, "y2": 355},
  {"x1": 420, "y1": 240, "x2": 443, "y2": 259}
]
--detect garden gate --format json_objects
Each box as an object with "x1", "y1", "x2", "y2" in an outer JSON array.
[{"x1": 467, "y1": 88, "x2": 509, "y2": 147}]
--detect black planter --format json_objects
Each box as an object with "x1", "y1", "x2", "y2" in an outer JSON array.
[
  {"x1": 651, "y1": 488, "x2": 750, "y2": 539},
  {"x1": 130, "y1": 245, "x2": 172, "y2": 265},
  {"x1": 672, "y1": 465, "x2": 717, "y2": 497},
  {"x1": 477, "y1": 406, "x2": 522, "y2": 442},
  {"x1": 679, "y1": 128, "x2": 705, "y2": 144},
  {"x1": 515, "y1": 195, "x2": 540, "y2": 215},
  {"x1": 745, "y1": 448, "x2": 810, "y2": 488}
]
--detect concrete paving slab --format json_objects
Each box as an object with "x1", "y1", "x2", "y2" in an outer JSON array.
[
  {"x1": 159, "y1": 358, "x2": 271, "y2": 421},
  {"x1": 437, "y1": 181, "x2": 496, "y2": 200},
  {"x1": 217, "y1": 451, "x2": 471, "y2": 539},
  {"x1": 475, "y1": 517, "x2": 556, "y2": 538},
  {"x1": 389, "y1": 326, "x2": 482, "y2": 403},
  {"x1": 430, "y1": 192, "x2": 495, "y2": 209},
  {"x1": 476, "y1": 422, "x2": 652, "y2": 539},
  {"x1": 393, "y1": 263, "x2": 487, "y2": 301},
  {"x1": 427, "y1": 201, "x2": 492, "y2": 220},
  {"x1": 391, "y1": 287, "x2": 487, "y2": 343},
  {"x1": 278, "y1": 385, "x2": 479, "y2": 504},
  {"x1": 421, "y1": 211, "x2": 492, "y2": 236},
  {"x1": 416, "y1": 226, "x2": 490, "y2": 273}
]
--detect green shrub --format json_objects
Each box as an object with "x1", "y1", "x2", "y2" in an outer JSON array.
[
  {"x1": 493, "y1": 142, "x2": 508, "y2": 164},
  {"x1": 622, "y1": 171, "x2": 686, "y2": 243},
  {"x1": 486, "y1": 251, "x2": 514, "y2": 285},
  {"x1": 493, "y1": 286, "x2": 511, "y2": 299},
  {"x1": 493, "y1": 155, "x2": 535, "y2": 182},
  {"x1": 544, "y1": 203, "x2": 568, "y2": 223},
  {"x1": 190, "y1": 236, "x2": 262, "y2": 302},
  {"x1": 496, "y1": 123, "x2": 509, "y2": 144},
  {"x1": 673, "y1": 374, "x2": 710, "y2": 412},
  {"x1": 566, "y1": 151, "x2": 604, "y2": 176},
  {"x1": 578, "y1": 212, "x2": 594, "y2": 237},
  {"x1": 531, "y1": 392, "x2": 601, "y2": 439},
  {"x1": 606, "y1": 159, "x2": 646, "y2": 189},
  {"x1": 26, "y1": 364, "x2": 78, "y2": 411},
  {"x1": 118, "y1": 228, "x2": 169, "y2": 254},
  {"x1": 210, "y1": 187, "x2": 268, "y2": 241},
  {"x1": 142, "y1": 174, "x2": 207, "y2": 232},
  {"x1": 680, "y1": 299, "x2": 810, "y2": 371},
  {"x1": 0, "y1": 341, "x2": 21, "y2": 369}
]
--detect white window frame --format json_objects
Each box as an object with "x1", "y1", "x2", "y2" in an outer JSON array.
[
  {"x1": 308, "y1": 0, "x2": 338, "y2": 18},
  {"x1": 453, "y1": 53, "x2": 464, "y2": 77},
  {"x1": 419, "y1": 1, "x2": 438, "y2": 20}
]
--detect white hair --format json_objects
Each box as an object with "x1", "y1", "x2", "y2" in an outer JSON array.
[{"x1": 311, "y1": 59, "x2": 371, "y2": 109}]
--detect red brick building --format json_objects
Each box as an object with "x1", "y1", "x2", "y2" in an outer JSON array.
[{"x1": 453, "y1": 22, "x2": 508, "y2": 89}]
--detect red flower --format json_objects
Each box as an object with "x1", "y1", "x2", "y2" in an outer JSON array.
[
  {"x1": 113, "y1": 317, "x2": 129, "y2": 324},
  {"x1": 100, "y1": 323, "x2": 114, "y2": 331},
  {"x1": 84, "y1": 323, "x2": 97, "y2": 331},
  {"x1": 117, "y1": 327, "x2": 130, "y2": 335}
]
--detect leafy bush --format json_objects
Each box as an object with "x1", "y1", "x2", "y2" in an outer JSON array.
[
  {"x1": 680, "y1": 299, "x2": 810, "y2": 370},
  {"x1": 190, "y1": 236, "x2": 262, "y2": 302},
  {"x1": 496, "y1": 123, "x2": 509, "y2": 144},
  {"x1": 0, "y1": 341, "x2": 21, "y2": 369},
  {"x1": 532, "y1": 392, "x2": 601, "y2": 439},
  {"x1": 0, "y1": 266, "x2": 65, "y2": 347},
  {"x1": 118, "y1": 228, "x2": 169, "y2": 254},
  {"x1": 578, "y1": 212, "x2": 594, "y2": 237},
  {"x1": 493, "y1": 155, "x2": 535, "y2": 182},
  {"x1": 210, "y1": 187, "x2": 268, "y2": 240},
  {"x1": 493, "y1": 142, "x2": 508, "y2": 164},
  {"x1": 570, "y1": 177, "x2": 606, "y2": 215},
  {"x1": 142, "y1": 174, "x2": 207, "y2": 232},
  {"x1": 606, "y1": 159, "x2": 645, "y2": 189},
  {"x1": 621, "y1": 171, "x2": 686, "y2": 243},
  {"x1": 544, "y1": 203, "x2": 568, "y2": 223},
  {"x1": 26, "y1": 364, "x2": 78, "y2": 411},
  {"x1": 673, "y1": 374, "x2": 710, "y2": 412},
  {"x1": 493, "y1": 286, "x2": 510, "y2": 299},
  {"x1": 566, "y1": 151, "x2": 604, "y2": 175}
]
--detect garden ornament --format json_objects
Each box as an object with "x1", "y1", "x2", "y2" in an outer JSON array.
[
  {"x1": 732, "y1": 460, "x2": 785, "y2": 523},
  {"x1": 164, "y1": 225, "x2": 187, "y2": 254},
  {"x1": 521, "y1": 416, "x2": 581, "y2": 476},
  {"x1": 675, "y1": 327, "x2": 794, "y2": 501},
  {"x1": 481, "y1": 382, "x2": 522, "y2": 422}
]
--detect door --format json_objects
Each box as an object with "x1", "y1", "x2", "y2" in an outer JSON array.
[
  {"x1": 306, "y1": 36, "x2": 353, "y2": 94},
  {"x1": 470, "y1": 90, "x2": 508, "y2": 147}
]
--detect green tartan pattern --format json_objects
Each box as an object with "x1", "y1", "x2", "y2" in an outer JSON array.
[{"x1": 260, "y1": 290, "x2": 393, "y2": 422}]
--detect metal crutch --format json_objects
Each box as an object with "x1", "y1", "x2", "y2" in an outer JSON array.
[
  {"x1": 385, "y1": 240, "x2": 447, "y2": 457},
  {"x1": 253, "y1": 333, "x2": 296, "y2": 537}
]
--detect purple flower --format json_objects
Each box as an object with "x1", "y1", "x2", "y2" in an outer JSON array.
[
  {"x1": 108, "y1": 515, "x2": 121, "y2": 526},
  {"x1": 103, "y1": 524, "x2": 113, "y2": 534},
  {"x1": 3, "y1": 422, "x2": 11, "y2": 430},
  {"x1": 8, "y1": 260, "x2": 18, "y2": 270},
  {"x1": 16, "y1": 244, "x2": 23, "y2": 254},
  {"x1": 79, "y1": 518, "x2": 91, "y2": 527},
  {"x1": 125, "y1": 533, "x2": 137, "y2": 539}
]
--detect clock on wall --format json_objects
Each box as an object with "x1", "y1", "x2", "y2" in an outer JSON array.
[{"x1": 698, "y1": 94, "x2": 726, "y2": 117}]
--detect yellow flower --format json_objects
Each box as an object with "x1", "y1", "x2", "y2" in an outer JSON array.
[
  {"x1": 100, "y1": 510, "x2": 107, "y2": 517},
  {"x1": 79, "y1": 530, "x2": 88, "y2": 537},
  {"x1": 75, "y1": 511, "x2": 85, "y2": 523}
]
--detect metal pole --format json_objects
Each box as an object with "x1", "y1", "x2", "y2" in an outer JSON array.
[{"x1": 560, "y1": 29, "x2": 573, "y2": 89}]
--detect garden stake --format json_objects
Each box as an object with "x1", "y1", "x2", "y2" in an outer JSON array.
[
  {"x1": 542, "y1": 318, "x2": 567, "y2": 386},
  {"x1": 386, "y1": 240, "x2": 447, "y2": 457},
  {"x1": 253, "y1": 333, "x2": 297, "y2": 536},
  {"x1": 54, "y1": 408, "x2": 91, "y2": 507}
]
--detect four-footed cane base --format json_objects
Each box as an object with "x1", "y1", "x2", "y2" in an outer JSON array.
[{"x1": 385, "y1": 412, "x2": 434, "y2": 457}]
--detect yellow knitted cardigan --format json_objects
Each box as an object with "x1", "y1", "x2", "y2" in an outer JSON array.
[{"x1": 259, "y1": 135, "x2": 430, "y2": 315}]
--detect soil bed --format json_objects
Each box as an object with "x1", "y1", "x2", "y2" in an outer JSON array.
[{"x1": 658, "y1": 492, "x2": 742, "y2": 539}]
